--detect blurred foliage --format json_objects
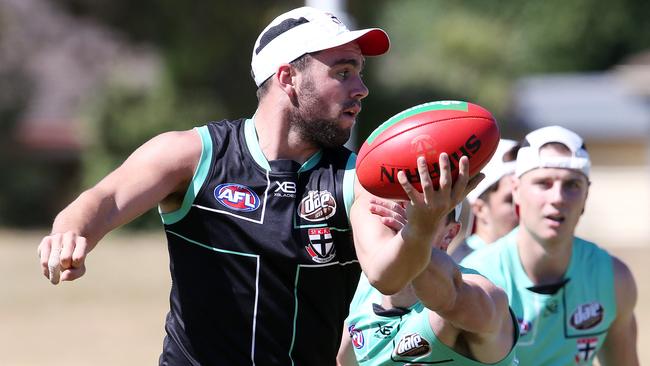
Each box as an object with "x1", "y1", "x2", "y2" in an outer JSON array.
[
  {"x1": 80, "y1": 68, "x2": 225, "y2": 228},
  {"x1": 363, "y1": 0, "x2": 650, "y2": 141},
  {"x1": 3, "y1": 0, "x2": 650, "y2": 227}
]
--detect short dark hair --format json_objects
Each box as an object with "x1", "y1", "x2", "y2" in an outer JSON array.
[{"x1": 255, "y1": 53, "x2": 315, "y2": 101}]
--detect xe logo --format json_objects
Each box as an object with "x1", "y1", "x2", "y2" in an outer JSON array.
[
  {"x1": 274, "y1": 181, "x2": 296, "y2": 198},
  {"x1": 374, "y1": 323, "x2": 393, "y2": 338},
  {"x1": 214, "y1": 183, "x2": 260, "y2": 212}
]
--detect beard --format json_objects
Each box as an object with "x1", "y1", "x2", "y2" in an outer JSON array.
[{"x1": 287, "y1": 76, "x2": 356, "y2": 149}]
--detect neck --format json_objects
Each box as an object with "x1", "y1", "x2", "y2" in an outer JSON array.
[
  {"x1": 516, "y1": 226, "x2": 573, "y2": 285},
  {"x1": 475, "y1": 225, "x2": 499, "y2": 244},
  {"x1": 381, "y1": 285, "x2": 418, "y2": 309},
  {"x1": 253, "y1": 103, "x2": 320, "y2": 164}
]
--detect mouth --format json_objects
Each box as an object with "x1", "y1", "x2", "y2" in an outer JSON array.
[
  {"x1": 544, "y1": 213, "x2": 565, "y2": 225},
  {"x1": 342, "y1": 103, "x2": 361, "y2": 119}
]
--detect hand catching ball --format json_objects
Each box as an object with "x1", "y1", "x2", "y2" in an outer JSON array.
[{"x1": 356, "y1": 100, "x2": 500, "y2": 200}]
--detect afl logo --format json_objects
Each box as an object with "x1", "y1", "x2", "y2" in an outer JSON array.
[
  {"x1": 214, "y1": 183, "x2": 261, "y2": 212},
  {"x1": 348, "y1": 324, "x2": 364, "y2": 349},
  {"x1": 410, "y1": 134, "x2": 438, "y2": 163}
]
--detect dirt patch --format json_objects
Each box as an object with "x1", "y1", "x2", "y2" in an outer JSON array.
[{"x1": 1, "y1": 230, "x2": 647, "y2": 365}]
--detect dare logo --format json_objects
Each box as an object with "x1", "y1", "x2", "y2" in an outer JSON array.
[
  {"x1": 298, "y1": 190, "x2": 336, "y2": 222},
  {"x1": 214, "y1": 183, "x2": 260, "y2": 212},
  {"x1": 394, "y1": 333, "x2": 430, "y2": 358},
  {"x1": 570, "y1": 302, "x2": 604, "y2": 330}
]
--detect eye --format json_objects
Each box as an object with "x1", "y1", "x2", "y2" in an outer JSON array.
[
  {"x1": 533, "y1": 180, "x2": 552, "y2": 190},
  {"x1": 337, "y1": 70, "x2": 350, "y2": 79},
  {"x1": 564, "y1": 179, "x2": 584, "y2": 190}
]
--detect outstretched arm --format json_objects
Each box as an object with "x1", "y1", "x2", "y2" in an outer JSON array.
[
  {"x1": 598, "y1": 256, "x2": 639, "y2": 365},
  {"x1": 414, "y1": 262, "x2": 514, "y2": 363},
  {"x1": 351, "y1": 154, "x2": 480, "y2": 294},
  {"x1": 38, "y1": 129, "x2": 201, "y2": 284}
]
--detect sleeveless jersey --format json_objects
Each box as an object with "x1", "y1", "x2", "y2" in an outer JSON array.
[
  {"x1": 461, "y1": 229, "x2": 616, "y2": 366},
  {"x1": 450, "y1": 234, "x2": 487, "y2": 263},
  {"x1": 159, "y1": 119, "x2": 359, "y2": 365},
  {"x1": 345, "y1": 270, "x2": 519, "y2": 365}
]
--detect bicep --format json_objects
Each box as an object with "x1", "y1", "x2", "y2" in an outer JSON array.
[
  {"x1": 440, "y1": 274, "x2": 509, "y2": 336},
  {"x1": 598, "y1": 256, "x2": 639, "y2": 365},
  {"x1": 89, "y1": 130, "x2": 201, "y2": 228},
  {"x1": 350, "y1": 181, "x2": 397, "y2": 273}
]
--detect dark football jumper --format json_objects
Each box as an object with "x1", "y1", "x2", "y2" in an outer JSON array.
[{"x1": 159, "y1": 119, "x2": 359, "y2": 365}]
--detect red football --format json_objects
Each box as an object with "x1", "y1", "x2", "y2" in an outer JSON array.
[{"x1": 356, "y1": 101, "x2": 500, "y2": 200}]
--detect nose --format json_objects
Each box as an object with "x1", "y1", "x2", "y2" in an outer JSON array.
[
  {"x1": 548, "y1": 181, "x2": 564, "y2": 205},
  {"x1": 352, "y1": 77, "x2": 369, "y2": 100}
]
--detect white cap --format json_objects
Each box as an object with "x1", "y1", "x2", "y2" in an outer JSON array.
[
  {"x1": 251, "y1": 7, "x2": 390, "y2": 86},
  {"x1": 452, "y1": 203, "x2": 462, "y2": 223},
  {"x1": 466, "y1": 139, "x2": 519, "y2": 203},
  {"x1": 515, "y1": 126, "x2": 590, "y2": 178}
]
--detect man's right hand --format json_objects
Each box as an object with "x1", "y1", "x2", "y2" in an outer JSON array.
[{"x1": 38, "y1": 231, "x2": 90, "y2": 285}]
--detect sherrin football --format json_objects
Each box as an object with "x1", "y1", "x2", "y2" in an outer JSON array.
[{"x1": 356, "y1": 101, "x2": 500, "y2": 200}]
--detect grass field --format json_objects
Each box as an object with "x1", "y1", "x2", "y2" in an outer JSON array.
[{"x1": 1, "y1": 229, "x2": 648, "y2": 365}]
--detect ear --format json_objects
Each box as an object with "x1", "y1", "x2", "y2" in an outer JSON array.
[
  {"x1": 276, "y1": 64, "x2": 297, "y2": 100},
  {"x1": 581, "y1": 183, "x2": 589, "y2": 216},
  {"x1": 511, "y1": 177, "x2": 521, "y2": 206},
  {"x1": 511, "y1": 177, "x2": 521, "y2": 218},
  {"x1": 471, "y1": 199, "x2": 487, "y2": 222},
  {"x1": 443, "y1": 222, "x2": 462, "y2": 245}
]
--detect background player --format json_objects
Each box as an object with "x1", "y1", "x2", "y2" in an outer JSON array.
[
  {"x1": 450, "y1": 139, "x2": 520, "y2": 262},
  {"x1": 338, "y1": 193, "x2": 517, "y2": 365},
  {"x1": 461, "y1": 126, "x2": 639, "y2": 365}
]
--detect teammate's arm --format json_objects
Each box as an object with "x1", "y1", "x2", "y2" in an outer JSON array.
[
  {"x1": 38, "y1": 129, "x2": 201, "y2": 284},
  {"x1": 597, "y1": 256, "x2": 639, "y2": 365},
  {"x1": 413, "y1": 257, "x2": 511, "y2": 334},
  {"x1": 351, "y1": 154, "x2": 478, "y2": 294}
]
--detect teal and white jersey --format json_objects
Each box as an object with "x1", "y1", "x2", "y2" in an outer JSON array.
[
  {"x1": 345, "y1": 272, "x2": 519, "y2": 366},
  {"x1": 450, "y1": 234, "x2": 487, "y2": 263},
  {"x1": 465, "y1": 234, "x2": 487, "y2": 251},
  {"x1": 461, "y1": 229, "x2": 616, "y2": 366}
]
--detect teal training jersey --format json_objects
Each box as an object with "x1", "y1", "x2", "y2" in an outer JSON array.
[
  {"x1": 461, "y1": 229, "x2": 616, "y2": 366},
  {"x1": 345, "y1": 271, "x2": 519, "y2": 365},
  {"x1": 450, "y1": 234, "x2": 486, "y2": 263},
  {"x1": 465, "y1": 234, "x2": 487, "y2": 251}
]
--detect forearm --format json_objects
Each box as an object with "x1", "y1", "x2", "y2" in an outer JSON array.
[
  {"x1": 411, "y1": 249, "x2": 461, "y2": 311},
  {"x1": 359, "y1": 225, "x2": 435, "y2": 295},
  {"x1": 51, "y1": 188, "x2": 120, "y2": 248}
]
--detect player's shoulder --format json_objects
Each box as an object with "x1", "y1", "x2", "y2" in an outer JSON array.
[
  {"x1": 611, "y1": 255, "x2": 637, "y2": 295},
  {"x1": 461, "y1": 232, "x2": 514, "y2": 265},
  {"x1": 573, "y1": 236, "x2": 615, "y2": 263},
  {"x1": 144, "y1": 128, "x2": 202, "y2": 157}
]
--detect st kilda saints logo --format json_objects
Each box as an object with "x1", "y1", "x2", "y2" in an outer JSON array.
[
  {"x1": 305, "y1": 228, "x2": 335, "y2": 263},
  {"x1": 575, "y1": 337, "x2": 599, "y2": 364},
  {"x1": 298, "y1": 190, "x2": 336, "y2": 222},
  {"x1": 379, "y1": 134, "x2": 482, "y2": 185}
]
